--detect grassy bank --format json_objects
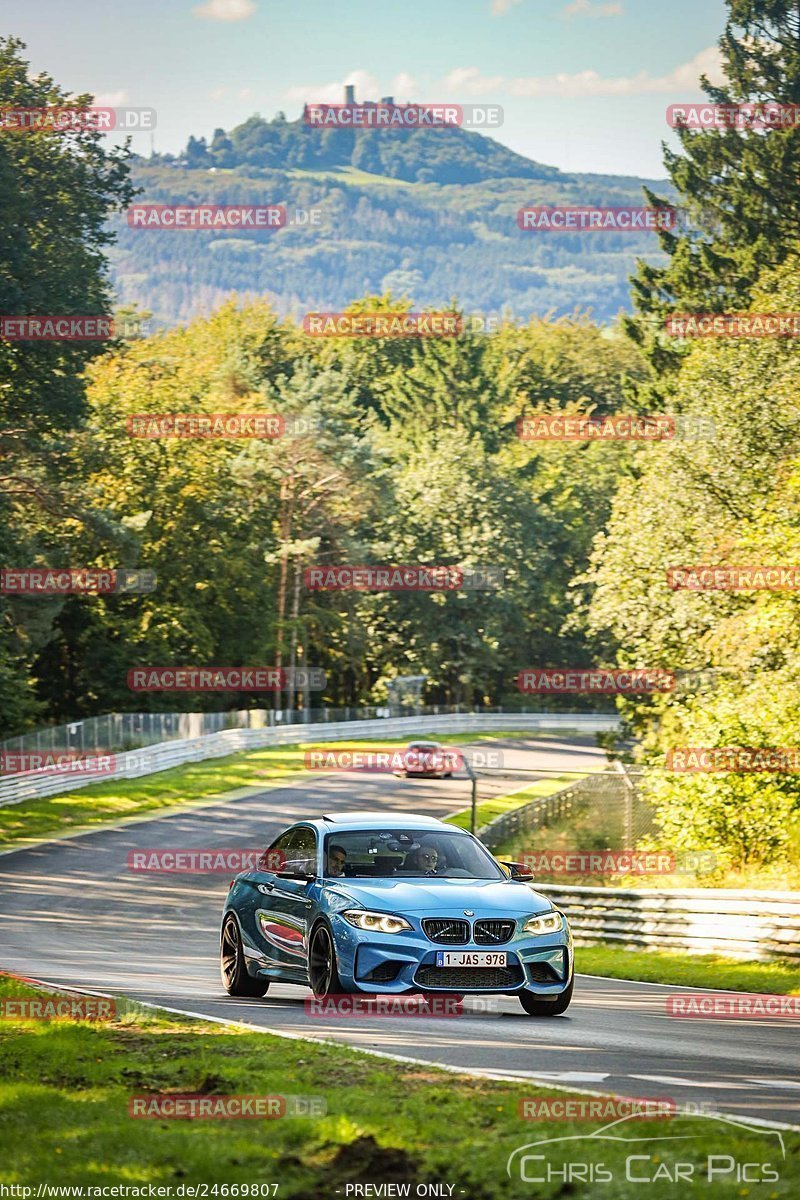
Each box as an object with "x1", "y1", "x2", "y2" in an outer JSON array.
[
  {"x1": 494, "y1": 785, "x2": 800, "y2": 890},
  {"x1": 0, "y1": 744, "x2": 310, "y2": 850},
  {"x1": 576, "y1": 944, "x2": 800, "y2": 995},
  {"x1": 0, "y1": 975, "x2": 796, "y2": 1195},
  {"x1": 445, "y1": 774, "x2": 580, "y2": 831}
]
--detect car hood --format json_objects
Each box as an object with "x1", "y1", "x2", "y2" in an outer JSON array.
[{"x1": 324, "y1": 877, "x2": 553, "y2": 915}]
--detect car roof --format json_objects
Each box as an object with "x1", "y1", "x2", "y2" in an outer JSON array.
[{"x1": 318, "y1": 812, "x2": 449, "y2": 830}]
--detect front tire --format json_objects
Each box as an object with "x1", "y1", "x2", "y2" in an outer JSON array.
[
  {"x1": 519, "y1": 978, "x2": 573, "y2": 1017},
  {"x1": 221, "y1": 914, "x2": 269, "y2": 997},
  {"x1": 308, "y1": 922, "x2": 346, "y2": 998}
]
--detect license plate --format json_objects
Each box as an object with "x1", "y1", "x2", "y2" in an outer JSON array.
[{"x1": 435, "y1": 951, "x2": 507, "y2": 968}]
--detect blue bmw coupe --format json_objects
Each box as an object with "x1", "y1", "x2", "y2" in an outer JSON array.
[{"x1": 220, "y1": 812, "x2": 574, "y2": 1016}]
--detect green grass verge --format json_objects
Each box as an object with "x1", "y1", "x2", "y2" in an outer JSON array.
[
  {"x1": 495, "y1": 784, "x2": 800, "y2": 890},
  {"x1": 445, "y1": 774, "x2": 581, "y2": 831},
  {"x1": 0, "y1": 730, "x2": 554, "y2": 851},
  {"x1": 0, "y1": 745, "x2": 311, "y2": 850},
  {"x1": 1, "y1": 975, "x2": 797, "y2": 1194},
  {"x1": 577, "y1": 944, "x2": 800, "y2": 995}
]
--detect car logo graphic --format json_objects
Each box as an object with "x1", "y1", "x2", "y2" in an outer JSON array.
[
  {"x1": 464, "y1": 910, "x2": 474, "y2": 916},
  {"x1": 506, "y1": 1111, "x2": 786, "y2": 1180}
]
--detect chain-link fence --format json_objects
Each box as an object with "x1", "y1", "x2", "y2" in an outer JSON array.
[
  {"x1": 477, "y1": 762, "x2": 657, "y2": 853},
  {"x1": 0, "y1": 706, "x2": 621, "y2": 757},
  {"x1": 0, "y1": 712, "x2": 621, "y2": 808}
]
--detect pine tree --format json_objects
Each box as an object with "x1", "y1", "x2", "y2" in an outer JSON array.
[
  {"x1": 185, "y1": 135, "x2": 210, "y2": 167},
  {"x1": 625, "y1": 0, "x2": 800, "y2": 373}
]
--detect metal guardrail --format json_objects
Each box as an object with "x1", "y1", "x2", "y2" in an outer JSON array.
[
  {"x1": 0, "y1": 711, "x2": 620, "y2": 808},
  {"x1": 536, "y1": 884, "x2": 800, "y2": 961}
]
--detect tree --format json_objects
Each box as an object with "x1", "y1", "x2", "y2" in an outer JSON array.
[
  {"x1": 209, "y1": 127, "x2": 234, "y2": 166},
  {"x1": 583, "y1": 251, "x2": 800, "y2": 869},
  {"x1": 625, "y1": 0, "x2": 800, "y2": 373},
  {"x1": 0, "y1": 36, "x2": 134, "y2": 736},
  {"x1": 185, "y1": 135, "x2": 210, "y2": 167},
  {"x1": 234, "y1": 360, "x2": 382, "y2": 711}
]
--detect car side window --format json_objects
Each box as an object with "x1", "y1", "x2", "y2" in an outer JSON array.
[{"x1": 282, "y1": 826, "x2": 318, "y2": 875}]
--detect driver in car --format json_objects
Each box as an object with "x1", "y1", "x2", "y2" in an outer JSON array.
[{"x1": 326, "y1": 843, "x2": 347, "y2": 877}]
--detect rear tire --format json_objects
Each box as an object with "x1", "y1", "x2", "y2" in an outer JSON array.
[
  {"x1": 519, "y1": 978, "x2": 573, "y2": 1016},
  {"x1": 221, "y1": 914, "x2": 269, "y2": 997}
]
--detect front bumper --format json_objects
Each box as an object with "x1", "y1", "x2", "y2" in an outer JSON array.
[{"x1": 331, "y1": 913, "x2": 573, "y2": 995}]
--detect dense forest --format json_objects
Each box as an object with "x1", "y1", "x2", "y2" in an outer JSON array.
[
  {"x1": 4, "y1": 0, "x2": 800, "y2": 871},
  {"x1": 109, "y1": 162, "x2": 672, "y2": 328}
]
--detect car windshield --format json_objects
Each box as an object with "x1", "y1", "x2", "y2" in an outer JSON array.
[{"x1": 323, "y1": 829, "x2": 504, "y2": 880}]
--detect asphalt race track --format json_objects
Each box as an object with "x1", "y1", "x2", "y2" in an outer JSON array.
[{"x1": 1, "y1": 736, "x2": 798, "y2": 1127}]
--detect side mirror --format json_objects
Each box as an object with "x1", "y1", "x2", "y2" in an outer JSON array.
[
  {"x1": 276, "y1": 870, "x2": 316, "y2": 882},
  {"x1": 500, "y1": 860, "x2": 534, "y2": 882},
  {"x1": 257, "y1": 851, "x2": 285, "y2": 871}
]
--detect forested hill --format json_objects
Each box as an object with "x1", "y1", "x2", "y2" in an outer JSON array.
[
  {"x1": 179, "y1": 112, "x2": 563, "y2": 185},
  {"x1": 110, "y1": 111, "x2": 672, "y2": 328}
]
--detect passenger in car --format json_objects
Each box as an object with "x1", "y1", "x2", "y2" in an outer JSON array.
[{"x1": 401, "y1": 844, "x2": 443, "y2": 874}]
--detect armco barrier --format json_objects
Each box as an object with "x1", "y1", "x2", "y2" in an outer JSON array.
[
  {"x1": 534, "y1": 883, "x2": 800, "y2": 961},
  {"x1": 0, "y1": 711, "x2": 619, "y2": 808}
]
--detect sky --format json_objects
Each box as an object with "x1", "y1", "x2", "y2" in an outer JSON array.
[{"x1": 4, "y1": 0, "x2": 729, "y2": 178}]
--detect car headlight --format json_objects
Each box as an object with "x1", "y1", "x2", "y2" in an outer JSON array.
[
  {"x1": 341, "y1": 909, "x2": 412, "y2": 934},
  {"x1": 523, "y1": 912, "x2": 563, "y2": 936}
]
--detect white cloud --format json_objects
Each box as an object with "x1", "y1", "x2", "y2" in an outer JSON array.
[
  {"x1": 443, "y1": 67, "x2": 506, "y2": 97},
  {"x1": 193, "y1": 0, "x2": 256, "y2": 21},
  {"x1": 209, "y1": 86, "x2": 227, "y2": 100},
  {"x1": 665, "y1": 45, "x2": 725, "y2": 91},
  {"x1": 92, "y1": 89, "x2": 128, "y2": 106},
  {"x1": 238, "y1": 87, "x2": 254, "y2": 99},
  {"x1": 444, "y1": 47, "x2": 724, "y2": 98},
  {"x1": 492, "y1": 0, "x2": 621, "y2": 14},
  {"x1": 391, "y1": 72, "x2": 420, "y2": 101},
  {"x1": 284, "y1": 71, "x2": 381, "y2": 104},
  {"x1": 561, "y1": 0, "x2": 623, "y2": 17},
  {"x1": 280, "y1": 49, "x2": 724, "y2": 114}
]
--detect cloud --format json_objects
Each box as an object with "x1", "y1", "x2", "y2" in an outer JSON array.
[
  {"x1": 284, "y1": 71, "x2": 382, "y2": 104},
  {"x1": 492, "y1": 0, "x2": 621, "y2": 14},
  {"x1": 444, "y1": 67, "x2": 505, "y2": 97},
  {"x1": 391, "y1": 72, "x2": 420, "y2": 101},
  {"x1": 664, "y1": 45, "x2": 725, "y2": 91},
  {"x1": 193, "y1": 0, "x2": 256, "y2": 21},
  {"x1": 444, "y1": 47, "x2": 724, "y2": 98},
  {"x1": 561, "y1": 0, "x2": 623, "y2": 17},
  {"x1": 280, "y1": 48, "x2": 724, "y2": 113},
  {"x1": 92, "y1": 90, "x2": 128, "y2": 106}
]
